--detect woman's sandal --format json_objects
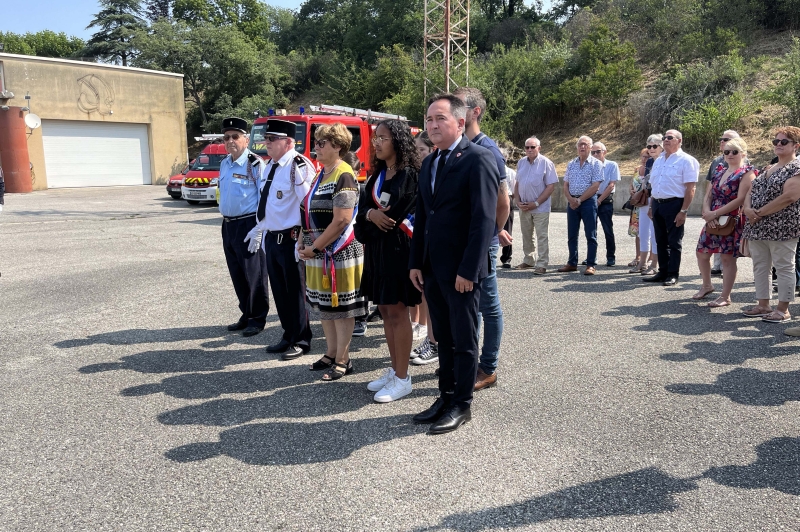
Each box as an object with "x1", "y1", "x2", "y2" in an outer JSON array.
[
  {"x1": 629, "y1": 265, "x2": 645, "y2": 273},
  {"x1": 321, "y1": 360, "x2": 354, "y2": 381},
  {"x1": 692, "y1": 287, "x2": 715, "y2": 300},
  {"x1": 742, "y1": 306, "x2": 772, "y2": 318},
  {"x1": 708, "y1": 297, "x2": 731, "y2": 308},
  {"x1": 309, "y1": 354, "x2": 335, "y2": 371},
  {"x1": 762, "y1": 310, "x2": 791, "y2": 323},
  {"x1": 627, "y1": 259, "x2": 639, "y2": 267},
  {"x1": 641, "y1": 268, "x2": 658, "y2": 276}
]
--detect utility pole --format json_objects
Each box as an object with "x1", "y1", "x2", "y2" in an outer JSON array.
[{"x1": 423, "y1": 0, "x2": 470, "y2": 106}]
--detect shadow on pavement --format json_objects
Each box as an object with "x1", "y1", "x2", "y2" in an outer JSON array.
[
  {"x1": 155, "y1": 372, "x2": 439, "y2": 425},
  {"x1": 164, "y1": 414, "x2": 423, "y2": 465},
  {"x1": 57, "y1": 326, "x2": 233, "y2": 348},
  {"x1": 703, "y1": 436, "x2": 800, "y2": 495},
  {"x1": 413, "y1": 467, "x2": 699, "y2": 531},
  {"x1": 660, "y1": 336, "x2": 799, "y2": 365},
  {"x1": 79, "y1": 347, "x2": 272, "y2": 374},
  {"x1": 666, "y1": 367, "x2": 800, "y2": 406}
]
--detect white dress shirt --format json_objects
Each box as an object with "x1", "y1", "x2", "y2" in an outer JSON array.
[
  {"x1": 259, "y1": 149, "x2": 314, "y2": 231},
  {"x1": 649, "y1": 148, "x2": 700, "y2": 199},
  {"x1": 431, "y1": 136, "x2": 463, "y2": 192},
  {"x1": 516, "y1": 154, "x2": 559, "y2": 213}
]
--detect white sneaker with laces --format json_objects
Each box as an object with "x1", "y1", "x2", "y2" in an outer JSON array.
[
  {"x1": 374, "y1": 375, "x2": 413, "y2": 403},
  {"x1": 367, "y1": 367, "x2": 395, "y2": 392},
  {"x1": 410, "y1": 337, "x2": 430, "y2": 359}
]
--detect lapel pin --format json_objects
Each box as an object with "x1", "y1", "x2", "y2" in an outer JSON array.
[{"x1": 456, "y1": 152, "x2": 462, "y2": 158}]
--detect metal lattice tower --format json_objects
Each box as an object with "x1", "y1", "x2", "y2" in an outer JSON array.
[{"x1": 423, "y1": 0, "x2": 470, "y2": 104}]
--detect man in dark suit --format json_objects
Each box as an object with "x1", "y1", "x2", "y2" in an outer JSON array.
[{"x1": 409, "y1": 94, "x2": 500, "y2": 435}]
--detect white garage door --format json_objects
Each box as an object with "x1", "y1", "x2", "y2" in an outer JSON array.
[{"x1": 42, "y1": 120, "x2": 152, "y2": 188}]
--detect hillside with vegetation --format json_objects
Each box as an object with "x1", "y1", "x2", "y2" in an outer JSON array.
[{"x1": 5, "y1": 0, "x2": 800, "y2": 171}]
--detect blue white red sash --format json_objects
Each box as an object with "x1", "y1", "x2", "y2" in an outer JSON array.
[{"x1": 371, "y1": 168, "x2": 414, "y2": 236}]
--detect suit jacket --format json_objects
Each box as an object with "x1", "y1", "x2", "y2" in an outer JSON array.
[{"x1": 409, "y1": 135, "x2": 499, "y2": 283}]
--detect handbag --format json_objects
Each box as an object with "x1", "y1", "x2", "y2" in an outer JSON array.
[
  {"x1": 706, "y1": 215, "x2": 737, "y2": 236},
  {"x1": 630, "y1": 188, "x2": 649, "y2": 207},
  {"x1": 739, "y1": 237, "x2": 750, "y2": 257},
  {"x1": 622, "y1": 199, "x2": 633, "y2": 211}
]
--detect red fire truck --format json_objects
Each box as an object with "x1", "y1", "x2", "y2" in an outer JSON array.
[{"x1": 249, "y1": 105, "x2": 420, "y2": 181}]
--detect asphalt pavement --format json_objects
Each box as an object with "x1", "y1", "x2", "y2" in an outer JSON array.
[{"x1": 1, "y1": 186, "x2": 799, "y2": 531}]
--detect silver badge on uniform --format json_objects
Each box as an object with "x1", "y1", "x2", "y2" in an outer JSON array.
[{"x1": 277, "y1": 191, "x2": 283, "y2": 199}]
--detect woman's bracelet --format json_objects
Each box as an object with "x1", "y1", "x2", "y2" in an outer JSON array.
[{"x1": 366, "y1": 209, "x2": 373, "y2": 222}]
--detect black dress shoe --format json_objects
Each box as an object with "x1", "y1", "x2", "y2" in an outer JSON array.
[
  {"x1": 642, "y1": 274, "x2": 667, "y2": 283},
  {"x1": 662, "y1": 276, "x2": 679, "y2": 286},
  {"x1": 227, "y1": 321, "x2": 247, "y2": 331},
  {"x1": 413, "y1": 396, "x2": 451, "y2": 424},
  {"x1": 581, "y1": 260, "x2": 588, "y2": 265},
  {"x1": 242, "y1": 326, "x2": 263, "y2": 337},
  {"x1": 281, "y1": 345, "x2": 304, "y2": 360},
  {"x1": 266, "y1": 339, "x2": 292, "y2": 353},
  {"x1": 428, "y1": 406, "x2": 472, "y2": 435}
]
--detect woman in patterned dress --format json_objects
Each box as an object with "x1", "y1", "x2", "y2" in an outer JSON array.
[
  {"x1": 741, "y1": 127, "x2": 800, "y2": 323},
  {"x1": 299, "y1": 123, "x2": 366, "y2": 380},
  {"x1": 627, "y1": 148, "x2": 648, "y2": 268},
  {"x1": 693, "y1": 138, "x2": 755, "y2": 307}
]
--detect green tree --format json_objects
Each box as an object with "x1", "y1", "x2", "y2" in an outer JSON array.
[
  {"x1": 133, "y1": 20, "x2": 287, "y2": 130},
  {"x1": 0, "y1": 31, "x2": 85, "y2": 58},
  {"x1": 766, "y1": 36, "x2": 800, "y2": 122},
  {"x1": 143, "y1": 0, "x2": 172, "y2": 21},
  {"x1": 85, "y1": 0, "x2": 148, "y2": 66}
]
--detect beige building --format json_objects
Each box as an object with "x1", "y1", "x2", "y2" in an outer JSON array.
[{"x1": 0, "y1": 53, "x2": 186, "y2": 190}]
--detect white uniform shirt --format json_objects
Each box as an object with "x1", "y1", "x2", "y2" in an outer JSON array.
[
  {"x1": 258, "y1": 149, "x2": 314, "y2": 231},
  {"x1": 649, "y1": 148, "x2": 700, "y2": 199}
]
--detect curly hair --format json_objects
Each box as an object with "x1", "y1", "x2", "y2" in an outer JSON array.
[
  {"x1": 774, "y1": 126, "x2": 800, "y2": 144},
  {"x1": 370, "y1": 119, "x2": 421, "y2": 173}
]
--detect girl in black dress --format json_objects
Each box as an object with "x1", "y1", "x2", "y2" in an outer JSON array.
[{"x1": 355, "y1": 120, "x2": 421, "y2": 402}]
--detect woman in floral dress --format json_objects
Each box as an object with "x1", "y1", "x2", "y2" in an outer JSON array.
[{"x1": 694, "y1": 138, "x2": 755, "y2": 307}]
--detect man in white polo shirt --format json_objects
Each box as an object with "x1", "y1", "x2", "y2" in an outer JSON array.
[{"x1": 644, "y1": 129, "x2": 699, "y2": 286}]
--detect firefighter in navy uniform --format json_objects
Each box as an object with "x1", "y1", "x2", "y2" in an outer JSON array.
[
  {"x1": 248, "y1": 119, "x2": 315, "y2": 359},
  {"x1": 218, "y1": 117, "x2": 270, "y2": 337}
]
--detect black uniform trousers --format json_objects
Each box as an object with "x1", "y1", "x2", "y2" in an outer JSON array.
[
  {"x1": 652, "y1": 197, "x2": 685, "y2": 277},
  {"x1": 500, "y1": 201, "x2": 513, "y2": 264},
  {"x1": 222, "y1": 215, "x2": 269, "y2": 328},
  {"x1": 424, "y1": 272, "x2": 481, "y2": 409},
  {"x1": 264, "y1": 230, "x2": 312, "y2": 351}
]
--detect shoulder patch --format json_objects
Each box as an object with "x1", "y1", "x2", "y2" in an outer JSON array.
[
  {"x1": 294, "y1": 155, "x2": 307, "y2": 168},
  {"x1": 247, "y1": 153, "x2": 262, "y2": 167}
]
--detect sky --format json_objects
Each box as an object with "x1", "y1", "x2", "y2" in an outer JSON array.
[{"x1": 0, "y1": 0, "x2": 553, "y2": 40}]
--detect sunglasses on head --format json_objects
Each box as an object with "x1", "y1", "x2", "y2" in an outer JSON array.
[
  {"x1": 773, "y1": 138, "x2": 793, "y2": 146},
  {"x1": 723, "y1": 149, "x2": 739, "y2": 156},
  {"x1": 223, "y1": 133, "x2": 241, "y2": 141},
  {"x1": 314, "y1": 139, "x2": 328, "y2": 148},
  {"x1": 663, "y1": 135, "x2": 678, "y2": 141},
  {"x1": 646, "y1": 144, "x2": 660, "y2": 149},
  {"x1": 719, "y1": 137, "x2": 731, "y2": 143}
]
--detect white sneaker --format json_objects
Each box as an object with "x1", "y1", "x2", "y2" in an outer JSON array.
[
  {"x1": 413, "y1": 323, "x2": 428, "y2": 340},
  {"x1": 367, "y1": 367, "x2": 395, "y2": 392},
  {"x1": 374, "y1": 375, "x2": 412, "y2": 403},
  {"x1": 410, "y1": 337, "x2": 429, "y2": 359}
]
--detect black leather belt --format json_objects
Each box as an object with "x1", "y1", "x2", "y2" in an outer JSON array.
[
  {"x1": 222, "y1": 212, "x2": 256, "y2": 222},
  {"x1": 653, "y1": 197, "x2": 682, "y2": 203},
  {"x1": 266, "y1": 226, "x2": 300, "y2": 244}
]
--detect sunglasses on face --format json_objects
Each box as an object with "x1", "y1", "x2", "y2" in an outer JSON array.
[
  {"x1": 590, "y1": 150, "x2": 603, "y2": 155},
  {"x1": 265, "y1": 135, "x2": 286, "y2": 142},
  {"x1": 773, "y1": 138, "x2": 793, "y2": 146},
  {"x1": 723, "y1": 149, "x2": 739, "y2": 156},
  {"x1": 719, "y1": 137, "x2": 731, "y2": 143},
  {"x1": 314, "y1": 139, "x2": 328, "y2": 148},
  {"x1": 663, "y1": 135, "x2": 678, "y2": 141},
  {"x1": 524, "y1": 146, "x2": 539, "y2": 150},
  {"x1": 223, "y1": 133, "x2": 241, "y2": 141},
  {"x1": 646, "y1": 144, "x2": 660, "y2": 149}
]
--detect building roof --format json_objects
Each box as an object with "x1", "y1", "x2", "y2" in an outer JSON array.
[{"x1": 0, "y1": 52, "x2": 183, "y2": 78}]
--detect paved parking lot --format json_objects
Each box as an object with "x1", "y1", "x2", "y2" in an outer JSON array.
[{"x1": 1, "y1": 186, "x2": 799, "y2": 531}]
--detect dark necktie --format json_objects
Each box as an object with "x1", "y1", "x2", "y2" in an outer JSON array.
[
  {"x1": 433, "y1": 149, "x2": 450, "y2": 192},
  {"x1": 257, "y1": 162, "x2": 279, "y2": 220}
]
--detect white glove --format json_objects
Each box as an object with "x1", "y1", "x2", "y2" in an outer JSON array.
[
  {"x1": 244, "y1": 227, "x2": 263, "y2": 253},
  {"x1": 0, "y1": 205, "x2": 3, "y2": 213},
  {"x1": 294, "y1": 243, "x2": 302, "y2": 262}
]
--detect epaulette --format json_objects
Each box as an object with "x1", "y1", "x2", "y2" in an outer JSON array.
[
  {"x1": 294, "y1": 155, "x2": 307, "y2": 168},
  {"x1": 247, "y1": 153, "x2": 263, "y2": 167}
]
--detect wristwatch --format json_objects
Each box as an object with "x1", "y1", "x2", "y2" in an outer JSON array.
[
  {"x1": 311, "y1": 246, "x2": 321, "y2": 254},
  {"x1": 533, "y1": 200, "x2": 540, "y2": 207},
  {"x1": 679, "y1": 209, "x2": 689, "y2": 214}
]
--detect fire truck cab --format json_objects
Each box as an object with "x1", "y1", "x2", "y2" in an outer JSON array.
[
  {"x1": 249, "y1": 105, "x2": 419, "y2": 182},
  {"x1": 181, "y1": 140, "x2": 228, "y2": 205}
]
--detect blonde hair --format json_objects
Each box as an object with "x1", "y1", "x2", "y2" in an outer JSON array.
[
  {"x1": 315, "y1": 123, "x2": 352, "y2": 157},
  {"x1": 724, "y1": 138, "x2": 747, "y2": 154}
]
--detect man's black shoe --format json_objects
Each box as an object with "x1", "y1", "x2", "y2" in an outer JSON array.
[
  {"x1": 642, "y1": 274, "x2": 667, "y2": 283},
  {"x1": 581, "y1": 260, "x2": 588, "y2": 265},
  {"x1": 266, "y1": 339, "x2": 292, "y2": 353},
  {"x1": 501, "y1": 262, "x2": 511, "y2": 269},
  {"x1": 413, "y1": 396, "x2": 451, "y2": 424},
  {"x1": 242, "y1": 326, "x2": 263, "y2": 337},
  {"x1": 227, "y1": 321, "x2": 247, "y2": 331},
  {"x1": 428, "y1": 406, "x2": 471, "y2": 435},
  {"x1": 663, "y1": 276, "x2": 679, "y2": 286},
  {"x1": 711, "y1": 268, "x2": 722, "y2": 275},
  {"x1": 606, "y1": 260, "x2": 616, "y2": 267},
  {"x1": 281, "y1": 345, "x2": 304, "y2": 360}
]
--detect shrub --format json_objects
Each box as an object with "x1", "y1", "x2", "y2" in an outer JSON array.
[{"x1": 679, "y1": 92, "x2": 755, "y2": 152}]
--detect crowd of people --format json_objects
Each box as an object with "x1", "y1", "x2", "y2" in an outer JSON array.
[{"x1": 214, "y1": 91, "x2": 800, "y2": 435}]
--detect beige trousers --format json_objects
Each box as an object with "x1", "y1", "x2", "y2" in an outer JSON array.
[
  {"x1": 519, "y1": 211, "x2": 550, "y2": 268},
  {"x1": 749, "y1": 239, "x2": 796, "y2": 302}
]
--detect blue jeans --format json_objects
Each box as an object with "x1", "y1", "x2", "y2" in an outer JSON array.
[
  {"x1": 478, "y1": 243, "x2": 504, "y2": 375},
  {"x1": 596, "y1": 200, "x2": 616, "y2": 263},
  {"x1": 567, "y1": 197, "x2": 598, "y2": 267}
]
